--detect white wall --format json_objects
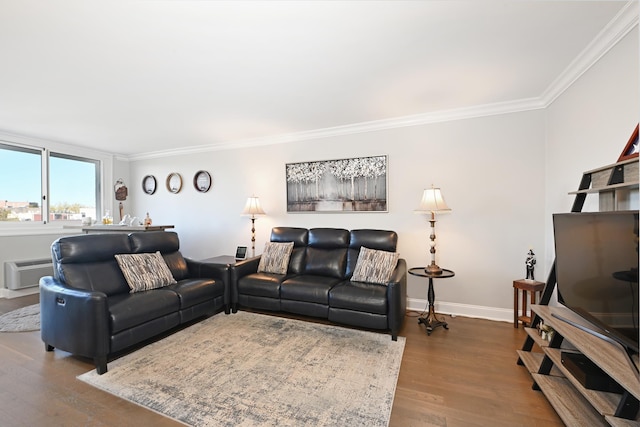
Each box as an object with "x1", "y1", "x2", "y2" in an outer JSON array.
[
  {"x1": 125, "y1": 27, "x2": 639, "y2": 321},
  {"x1": 545, "y1": 27, "x2": 639, "y2": 269},
  {"x1": 129, "y1": 110, "x2": 547, "y2": 320}
]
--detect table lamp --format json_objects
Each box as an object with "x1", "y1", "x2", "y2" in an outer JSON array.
[
  {"x1": 241, "y1": 196, "x2": 266, "y2": 257},
  {"x1": 414, "y1": 185, "x2": 451, "y2": 275}
]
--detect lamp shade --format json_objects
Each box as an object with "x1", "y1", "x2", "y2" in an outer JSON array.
[
  {"x1": 241, "y1": 196, "x2": 266, "y2": 217},
  {"x1": 414, "y1": 186, "x2": 451, "y2": 213}
]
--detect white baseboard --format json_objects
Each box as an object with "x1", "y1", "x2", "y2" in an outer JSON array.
[
  {"x1": 0, "y1": 286, "x2": 39, "y2": 299},
  {"x1": 407, "y1": 297, "x2": 513, "y2": 324}
]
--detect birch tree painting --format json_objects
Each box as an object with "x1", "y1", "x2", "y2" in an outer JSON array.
[{"x1": 286, "y1": 155, "x2": 387, "y2": 212}]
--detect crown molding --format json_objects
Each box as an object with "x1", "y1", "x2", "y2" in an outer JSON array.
[
  {"x1": 129, "y1": 97, "x2": 547, "y2": 161},
  {"x1": 129, "y1": 2, "x2": 639, "y2": 161},
  {"x1": 0, "y1": 130, "x2": 117, "y2": 160},
  {"x1": 540, "y1": 0, "x2": 639, "y2": 107}
]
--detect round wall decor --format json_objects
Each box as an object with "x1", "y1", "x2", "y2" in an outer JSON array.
[
  {"x1": 167, "y1": 172, "x2": 182, "y2": 194},
  {"x1": 194, "y1": 170, "x2": 212, "y2": 193},
  {"x1": 166, "y1": 172, "x2": 183, "y2": 194},
  {"x1": 142, "y1": 175, "x2": 157, "y2": 195}
]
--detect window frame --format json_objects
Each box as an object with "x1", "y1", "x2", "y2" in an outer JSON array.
[
  {"x1": 47, "y1": 151, "x2": 101, "y2": 224},
  {"x1": 0, "y1": 132, "x2": 112, "y2": 232}
]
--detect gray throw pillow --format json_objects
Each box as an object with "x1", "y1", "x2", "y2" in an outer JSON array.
[
  {"x1": 115, "y1": 251, "x2": 177, "y2": 293},
  {"x1": 351, "y1": 247, "x2": 400, "y2": 285},
  {"x1": 257, "y1": 241, "x2": 294, "y2": 275}
]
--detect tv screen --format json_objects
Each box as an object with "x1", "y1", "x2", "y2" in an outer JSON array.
[{"x1": 553, "y1": 211, "x2": 639, "y2": 354}]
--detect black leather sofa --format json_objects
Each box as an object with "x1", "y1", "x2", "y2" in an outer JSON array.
[
  {"x1": 39, "y1": 231, "x2": 228, "y2": 374},
  {"x1": 231, "y1": 227, "x2": 407, "y2": 340}
]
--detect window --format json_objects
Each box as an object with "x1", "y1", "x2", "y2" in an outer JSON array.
[
  {"x1": 0, "y1": 142, "x2": 101, "y2": 224},
  {"x1": 49, "y1": 153, "x2": 100, "y2": 223},
  {"x1": 0, "y1": 143, "x2": 42, "y2": 222}
]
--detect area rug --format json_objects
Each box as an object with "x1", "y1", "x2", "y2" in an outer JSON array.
[
  {"x1": 78, "y1": 311, "x2": 405, "y2": 426},
  {"x1": 0, "y1": 303, "x2": 40, "y2": 332}
]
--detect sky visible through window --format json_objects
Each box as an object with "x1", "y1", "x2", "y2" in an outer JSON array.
[{"x1": 1, "y1": 148, "x2": 96, "y2": 209}]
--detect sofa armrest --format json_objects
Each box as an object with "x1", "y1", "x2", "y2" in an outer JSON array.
[
  {"x1": 39, "y1": 276, "x2": 110, "y2": 359},
  {"x1": 185, "y1": 258, "x2": 227, "y2": 282},
  {"x1": 185, "y1": 258, "x2": 230, "y2": 307},
  {"x1": 386, "y1": 258, "x2": 407, "y2": 340},
  {"x1": 229, "y1": 256, "x2": 261, "y2": 309},
  {"x1": 230, "y1": 256, "x2": 261, "y2": 280}
]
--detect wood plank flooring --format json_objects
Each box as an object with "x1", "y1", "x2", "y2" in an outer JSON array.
[{"x1": 0, "y1": 295, "x2": 562, "y2": 426}]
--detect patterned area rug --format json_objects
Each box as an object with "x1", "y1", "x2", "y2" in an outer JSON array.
[
  {"x1": 78, "y1": 311, "x2": 405, "y2": 426},
  {"x1": 0, "y1": 303, "x2": 40, "y2": 332}
]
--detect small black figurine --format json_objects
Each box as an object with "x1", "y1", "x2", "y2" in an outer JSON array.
[{"x1": 525, "y1": 249, "x2": 536, "y2": 280}]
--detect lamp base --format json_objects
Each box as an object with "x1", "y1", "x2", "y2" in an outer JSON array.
[{"x1": 425, "y1": 263, "x2": 443, "y2": 275}]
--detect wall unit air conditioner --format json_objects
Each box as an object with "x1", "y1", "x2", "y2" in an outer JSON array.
[{"x1": 4, "y1": 259, "x2": 53, "y2": 290}]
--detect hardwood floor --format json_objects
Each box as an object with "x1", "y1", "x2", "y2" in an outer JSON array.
[{"x1": 0, "y1": 295, "x2": 562, "y2": 426}]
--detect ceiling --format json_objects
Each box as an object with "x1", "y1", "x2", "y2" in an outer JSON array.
[{"x1": 0, "y1": 1, "x2": 634, "y2": 157}]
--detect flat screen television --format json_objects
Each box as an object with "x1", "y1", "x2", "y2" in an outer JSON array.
[{"x1": 553, "y1": 210, "x2": 639, "y2": 355}]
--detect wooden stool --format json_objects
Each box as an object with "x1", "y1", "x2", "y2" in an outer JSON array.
[{"x1": 513, "y1": 279, "x2": 545, "y2": 328}]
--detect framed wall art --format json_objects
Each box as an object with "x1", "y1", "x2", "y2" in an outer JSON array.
[{"x1": 286, "y1": 155, "x2": 388, "y2": 213}]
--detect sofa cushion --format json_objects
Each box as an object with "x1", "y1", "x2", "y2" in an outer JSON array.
[
  {"x1": 129, "y1": 231, "x2": 180, "y2": 254},
  {"x1": 258, "y1": 241, "x2": 294, "y2": 274},
  {"x1": 115, "y1": 251, "x2": 177, "y2": 293},
  {"x1": 162, "y1": 251, "x2": 190, "y2": 281},
  {"x1": 130, "y1": 232, "x2": 190, "y2": 281},
  {"x1": 270, "y1": 227, "x2": 309, "y2": 274},
  {"x1": 308, "y1": 228, "x2": 350, "y2": 249},
  {"x1": 52, "y1": 233, "x2": 132, "y2": 296},
  {"x1": 329, "y1": 281, "x2": 388, "y2": 314},
  {"x1": 347, "y1": 229, "x2": 398, "y2": 278},
  {"x1": 304, "y1": 247, "x2": 347, "y2": 278},
  {"x1": 108, "y1": 289, "x2": 181, "y2": 333},
  {"x1": 281, "y1": 275, "x2": 343, "y2": 304},
  {"x1": 238, "y1": 273, "x2": 286, "y2": 298},
  {"x1": 351, "y1": 247, "x2": 399, "y2": 285},
  {"x1": 166, "y1": 278, "x2": 222, "y2": 309}
]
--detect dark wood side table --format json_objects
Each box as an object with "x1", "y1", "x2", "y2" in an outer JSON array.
[
  {"x1": 408, "y1": 267, "x2": 455, "y2": 335},
  {"x1": 200, "y1": 256, "x2": 241, "y2": 315},
  {"x1": 201, "y1": 255, "x2": 239, "y2": 267},
  {"x1": 513, "y1": 279, "x2": 545, "y2": 328}
]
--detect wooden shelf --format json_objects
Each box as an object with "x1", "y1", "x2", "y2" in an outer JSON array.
[
  {"x1": 567, "y1": 157, "x2": 639, "y2": 211},
  {"x1": 532, "y1": 374, "x2": 608, "y2": 426},
  {"x1": 569, "y1": 181, "x2": 639, "y2": 195},
  {"x1": 524, "y1": 326, "x2": 549, "y2": 349},
  {"x1": 546, "y1": 347, "x2": 622, "y2": 416},
  {"x1": 605, "y1": 415, "x2": 640, "y2": 427},
  {"x1": 533, "y1": 305, "x2": 640, "y2": 401},
  {"x1": 517, "y1": 305, "x2": 640, "y2": 425},
  {"x1": 516, "y1": 350, "x2": 563, "y2": 377}
]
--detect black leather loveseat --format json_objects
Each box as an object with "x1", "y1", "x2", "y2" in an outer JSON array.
[
  {"x1": 39, "y1": 231, "x2": 228, "y2": 374},
  {"x1": 231, "y1": 227, "x2": 407, "y2": 340}
]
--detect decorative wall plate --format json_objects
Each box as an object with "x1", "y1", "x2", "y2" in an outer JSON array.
[
  {"x1": 166, "y1": 172, "x2": 183, "y2": 194},
  {"x1": 194, "y1": 170, "x2": 212, "y2": 193},
  {"x1": 142, "y1": 175, "x2": 157, "y2": 195}
]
